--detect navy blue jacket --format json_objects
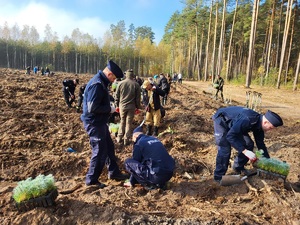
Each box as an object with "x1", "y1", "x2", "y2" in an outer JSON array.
[
  {"x1": 213, "y1": 106, "x2": 267, "y2": 154},
  {"x1": 80, "y1": 71, "x2": 111, "y2": 125},
  {"x1": 133, "y1": 134, "x2": 175, "y2": 173},
  {"x1": 62, "y1": 79, "x2": 76, "y2": 94},
  {"x1": 79, "y1": 84, "x2": 86, "y2": 96},
  {"x1": 158, "y1": 76, "x2": 170, "y2": 94}
]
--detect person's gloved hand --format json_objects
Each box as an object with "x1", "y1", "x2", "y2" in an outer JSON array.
[
  {"x1": 135, "y1": 108, "x2": 140, "y2": 114},
  {"x1": 110, "y1": 102, "x2": 116, "y2": 113},
  {"x1": 151, "y1": 86, "x2": 156, "y2": 91},
  {"x1": 115, "y1": 107, "x2": 120, "y2": 113},
  {"x1": 65, "y1": 87, "x2": 69, "y2": 90},
  {"x1": 123, "y1": 179, "x2": 132, "y2": 188},
  {"x1": 110, "y1": 105, "x2": 116, "y2": 113},
  {"x1": 243, "y1": 150, "x2": 257, "y2": 162}
]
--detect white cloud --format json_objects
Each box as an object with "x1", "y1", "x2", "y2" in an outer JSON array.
[{"x1": 0, "y1": 1, "x2": 110, "y2": 41}]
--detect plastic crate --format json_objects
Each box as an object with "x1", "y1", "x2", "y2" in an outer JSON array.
[
  {"x1": 257, "y1": 169, "x2": 287, "y2": 182},
  {"x1": 15, "y1": 189, "x2": 58, "y2": 212}
]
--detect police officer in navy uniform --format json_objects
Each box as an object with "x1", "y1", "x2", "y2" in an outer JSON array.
[
  {"x1": 62, "y1": 79, "x2": 79, "y2": 108},
  {"x1": 212, "y1": 106, "x2": 283, "y2": 182},
  {"x1": 76, "y1": 83, "x2": 86, "y2": 112},
  {"x1": 124, "y1": 126, "x2": 175, "y2": 190},
  {"x1": 81, "y1": 60, "x2": 129, "y2": 188}
]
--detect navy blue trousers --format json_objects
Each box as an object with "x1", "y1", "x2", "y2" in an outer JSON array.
[
  {"x1": 63, "y1": 89, "x2": 74, "y2": 107},
  {"x1": 84, "y1": 123, "x2": 121, "y2": 185},
  {"x1": 213, "y1": 116, "x2": 254, "y2": 180},
  {"x1": 124, "y1": 158, "x2": 173, "y2": 187}
]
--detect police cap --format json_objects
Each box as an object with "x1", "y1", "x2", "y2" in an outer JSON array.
[
  {"x1": 107, "y1": 60, "x2": 123, "y2": 79},
  {"x1": 265, "y1": 110, "x2": 283, "y2": 127},
  {"x1": 133, "y1": 126, "x2": 143, "y2": 134}
]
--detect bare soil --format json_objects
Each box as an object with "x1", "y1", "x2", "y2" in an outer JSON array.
[{"x1": 0, "y1": 69, "x2": 300, "y2": 225}]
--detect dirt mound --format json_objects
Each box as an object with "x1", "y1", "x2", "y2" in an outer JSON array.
[{"x1": 0, "y1": 68, "x2": 300, "y2": 225}]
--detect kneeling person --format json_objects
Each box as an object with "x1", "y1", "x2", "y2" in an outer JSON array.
[{"x1": 124, "y1": 126, "x2": 175, "y2": 189}]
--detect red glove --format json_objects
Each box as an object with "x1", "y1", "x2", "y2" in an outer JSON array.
[
  {"x1": 115, "y1": 107, "x2": 120, "y2": 113},
  {"x1": 135, "y1": 109, "x2": 140, "y2": 114}
]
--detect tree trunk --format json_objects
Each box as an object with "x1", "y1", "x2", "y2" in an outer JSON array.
[
  {"x1": 293, "y1": 52, "x2": 300, "y2": 91},
  {"x1": 14, "y1": 46, "x2": 17, "y2": 68},
  {"x1": 6, "y1": 43, "x2": 10, "y2": 68},
  {"x1": 195, "y1": 24, "x2": 200, "y2": 80},
  {"x1": 284, "y1": 8, "x2": 295, "y2": 85},
  {"x1": 265, "y1": 0, "x2": 276, "y2": 78},
  {"x1": 245, "y1": 0, "x2": 259, "y2": 88},
  {"x1": 275, "y1": 1, "x2": 283, "y2": 69},
  {"x1": 226, "y1": 0, "x2": 238, "y2": 81},
  {"x1": 75, "y1": 53, "x2": 78, "y2": 74},
  {"x1": 211, "y1": 1, "x2": 218, "y2": 82},
  {"x1": 198, "y1": 26, "x2": 204, "y2": 81},
  {"x1": 276, "y1": 0, "x2": 293, "y2": 89},
  {"x1": 216, "y1": 0, "x2": 226, "y2": 77},
  {"x1": 204, "y1": 0, "x2": 214, "y2": 81}
]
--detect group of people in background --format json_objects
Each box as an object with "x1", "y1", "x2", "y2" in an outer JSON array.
[
  {"x1": 60, "y1": 60, "x2": 284, "y2": 191},
  {"x1": 63, "y1": 68, "x2": 176, "y2": 137},
  {"x1": 61, "y1": 60, "x2": 177, "y2": 190},
  {"x1": 76, "y1": 61, "x2": 175, "y2": 190},
  {"x1": 25, "y1": 66, "x2": 52, "y2": 76}
]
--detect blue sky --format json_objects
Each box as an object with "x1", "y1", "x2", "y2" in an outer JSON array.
[{"x1": 0, "y1": 0, "x2": 184, "y2": 44}]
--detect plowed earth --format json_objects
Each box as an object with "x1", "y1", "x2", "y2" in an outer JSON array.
[{"x1": 0, "y1": 68, "x2": 300, "y2": 225}]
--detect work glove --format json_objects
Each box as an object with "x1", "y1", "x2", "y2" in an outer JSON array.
[
  {"x1": 110, "y1": 106, "x2": 116, "y2": 113},
  {"x1": 115, "y1": 107, "x2": 120, "y2": 113},
  {"x1": 110, "y1": 102, "x2": 116, "y2": 113},
  {"x1": 135, "y1": 108, "x2": 141, "y2": 114},
  {"x1": 243, "y1": 150, "x2": 257, "y2": 163},
  {"x1": 65, "y1": 87, "x2": 69, "y2": 90}
]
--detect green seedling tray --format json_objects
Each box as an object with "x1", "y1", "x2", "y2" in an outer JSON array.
[
  {"x1": 15, "y1": 189, "x2": 58, "y2": 212},
  {"x1": 257, "y1": 169, "x2": 287, "y2": 181}
]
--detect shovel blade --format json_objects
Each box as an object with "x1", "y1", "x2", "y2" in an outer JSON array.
[{"x1": 220, "y1": 175, "x2": 242, "y2": 186}]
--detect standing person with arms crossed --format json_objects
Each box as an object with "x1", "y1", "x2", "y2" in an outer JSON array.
[
  {"x1": 81, "y1": 60, "x2": 129, "y2": 188},
  {"x1": 212, "y1": 106, "x2": 283, "y2": 183},
  {"x1": 115, "y1": 69, "x2": 142, "y2": 146}
]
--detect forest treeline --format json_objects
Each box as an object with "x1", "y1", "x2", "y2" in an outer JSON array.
[{"x1": 0, "y1": 0, "x2": 299, "y2": 90}]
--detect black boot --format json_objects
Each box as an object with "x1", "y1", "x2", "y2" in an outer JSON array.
[
  {"x1": 146, "y1": 125, "x2": 152, "y2": 135},
  {"x1": 153, "y1": 126, "x2": 158, "y2": 136}
]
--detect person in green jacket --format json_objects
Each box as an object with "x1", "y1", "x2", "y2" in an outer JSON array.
[{"x1": 115, "y1": 69, "x2": 142, "y2": 145}]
